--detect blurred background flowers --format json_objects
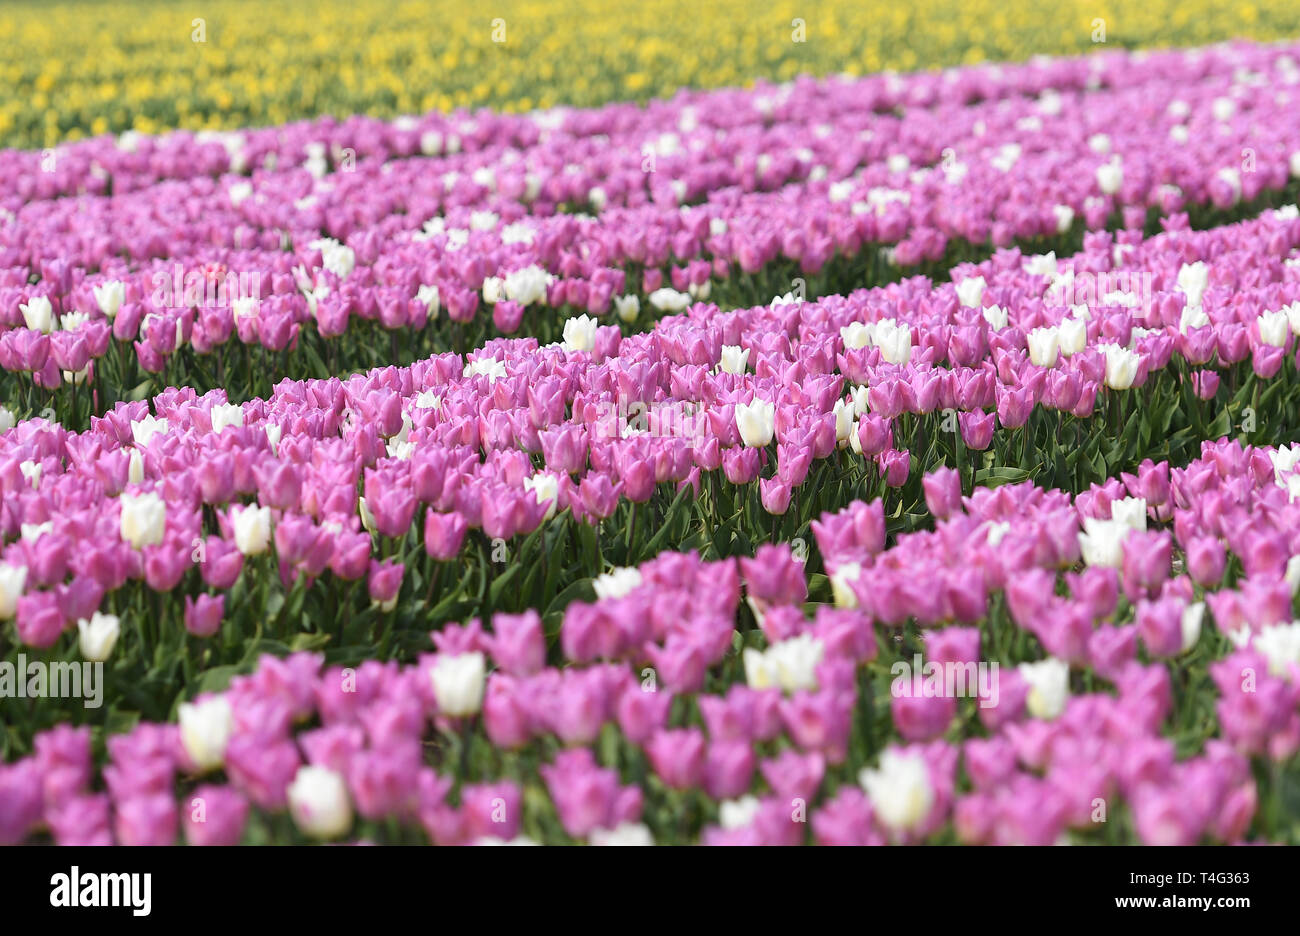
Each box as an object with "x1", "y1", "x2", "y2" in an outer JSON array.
[{"x1": 4, "y1": 0, "x2": 1298, "y2": 149}]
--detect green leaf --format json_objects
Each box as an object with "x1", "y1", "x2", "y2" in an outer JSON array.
[
  {"x1": 488, "y1": 562, "x2": 521, "y2": 609},
  {"x1": 974, "y1": 466, "x2": 1030, "y2": 488},
  {"x1": 303, "y1": 341, "x2": 330, "y2": 379},
  {"x1": 192, "y1": 664, "x2": 244, "y2": 697},
  {"x1": 289, "y1": 632, "x2": 332, "y2": 652},
  {"x1": 543, "y1": 579, "x2": 594, "y2": 630}
]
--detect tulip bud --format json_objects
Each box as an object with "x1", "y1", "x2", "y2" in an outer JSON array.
[
  {"x1": 287, "y1": 765, "x2": 353, "y2": 839},
  {"x1": 77, "y1": 611, "x2": 120, "y2": 662}
]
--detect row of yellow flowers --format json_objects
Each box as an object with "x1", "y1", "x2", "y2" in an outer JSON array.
[{"x1": 2, "y1": 0, "x2": 1297, "y2": 150}]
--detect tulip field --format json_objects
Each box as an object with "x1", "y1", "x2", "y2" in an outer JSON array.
[{"x1": 5, "y1": 3, "x2": 1300, "y2": 849}]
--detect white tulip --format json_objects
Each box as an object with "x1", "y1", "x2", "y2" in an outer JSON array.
[
  {"x1": 982, "y1": 304, "x2": 1008, "y2": 331},
  {"x1": 20, "y1": 296, "x2": 54, "y2": 333},
  {"x1": 130, "y1": 414, "x2": 169, "y2": 447},
  {"x1": 523, "y1": 472, "x2": 561, "y2": 522},
  {"x1": 1258, "y1": 310, "x2": 1290, "y2": 348},
  {"x1": 991, "y1": 143, "x2": 1021, "y2": 172},
  {"x1": 287, "y1": 765, "x2": 353, "y2": 839},
  {"x1": 593, "y1": 566, "x2": 643, "y2": 600},
  {"x1": 1096, "y1": 159, "x2": 1123, "y2": 196},
  {"x1": 744, "y1": 634, "x2": 823, "y2": 693},
  {"x1": 231, "y1": 297, "x2": 260, "y2": 321},
  {"x1": 1180, "y1": 602, "x2": 1205, "y2": 654},
  {"x1": 19, "y1": 460, "x2": 40, "y2": 489},
  {"x1": 233, "y1": 504, "x2": 273, "y2": 555},
  {"x1": 210, "y1": 402, "x2": 244, "y2": 434},
  {"x1": 179, "y1": 696, "x2": 234, "y2": 771},
  {"x1": 956, "y1": 276, "x2": 986, "y2": 308},
  {"x1": 127, "y1": 449, "x2": 144, "y2": 485},
  {"x1": 858, "y1": 749, "x2": 934, "y2": 836},
  {"x1": 1078, "y1": 516, "x2": 1128, "y2": 568},
  {"x1": 1179, "y1": 303, "x2": 1210, "y2": 334},
  {"x1": 886, "y1": 153, "x2": 911, "y2": 174},
  {"x1": 1100, "y1": 342, "x2": 1139, "y2": 390},
  {"x1": 319, "y1": 241, "x2": 355, "y2": 279},
  {"x1": 501, "y1": 222, "x2": 535, "y2": 246},
  {"x1": 264, "y1": 422, "x2": 282, "y2": 456},
  {"x1": 1052, "y1": 204, "x2": 1075, "y2": 233},
  {"x1": 464, "y1": 356, "x2": 507, "y2": 382},
  {"x1": 829, "y1": 562, "x2": 862, "y2": 608},
  {"x1": 481, "y1": 276, "x2": 503, "y2": 305},
  {"x1": 1253, "y1": 622, "x2": 1300, "y2": 678},
  {"x1": 0, "y1": 563, "x2": 27, "y2": 620},
  {"x1": 59, "y1": 312, "x2": 88, "y2": 332},
  {"x1": 1268, "y1": 444, "x2": 1300, "y2": 483},
  {"x1": 93, "y1": 281, "x2": 126, "y2": 319},
  {"x1": 78, "y1": 612, "x2": 121, "y2": 662},
  {"x1": 420, "y1": 130, "x2": 443, "y2": 156},
  {"x1": 647, "y1": 287, "x2": 691, "y2": 313},
  {"x1": 832, "y1": 399, "x2": 855, "y2": 445},
  {"x1": 120, "y1": 491, "x2": 166, "y2": 549},
  {"x1": 1284, "y1": 301, "x2": 1300, "y2": 336},
  {"x1": 1110, "y1": 496, "x2": 1148, "y2": 532},
  {"x1": 1177, "y1": 261, "x2": 1209, "y2": 310},
  {"x1": 735, "y1": 398, "x2": 776, "y2": 448},
  {"x1": 0, "y1": 406, "x2": 15, "y2": 434},
  {"x1": 840, "y1": 321, "x2": 874, "y2": 350},
  {"x1": 589, "y1": 822, "x2": 655, "y2": 846},
  {"x1": 561, "y1": 314, "x2": 599, "y2": 353},
  {"x1": 358, "y1": 496, "x2": 376, "y2": 536},
  {"x1": 613, "y1": 294, "x2": 640, "y2": 323},
  {"x1": 1025, "y1": 252, "x2": 1057, "y2": 277},
  {"x1": 1026, "y1": 326, "x2": 1060, "y2": 368},
  {"x1": 874, "y1": 319, "x2": 912, "y2": 365},
  {"x1": 1019, "y1": 658, "x2": 1071, "y2": 720},
  {"x1": 21, "y1": 522, "x2": 51, "y2": 542},
  {"x1": 228, "y1": 181, "x2": 253, "y2": 206},
  {"x1": 719, "y1": 796, "x2": 762, "y2": 830},
  {"x1": 1057, "y1": 317, "x2": 1087, "y2": 356},
  {"x1": 986, "y1": 521, "x2": 1011, "y2": 547},
  {"x1": 503, "y1": 265, "x2": 551, "y2": 307},
  {"x1": 416, "y1": 284, "x2": 441, "y2": 319},
  {"x1": 1216, "y1": 167, "x2": 1242, "y2": 205},
  {"x1": 430, "y1": 651, "x2": 487, "y2": 717},
  {"x1": 718, "y1": 345, "x2": 750, "y2": 375}
]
